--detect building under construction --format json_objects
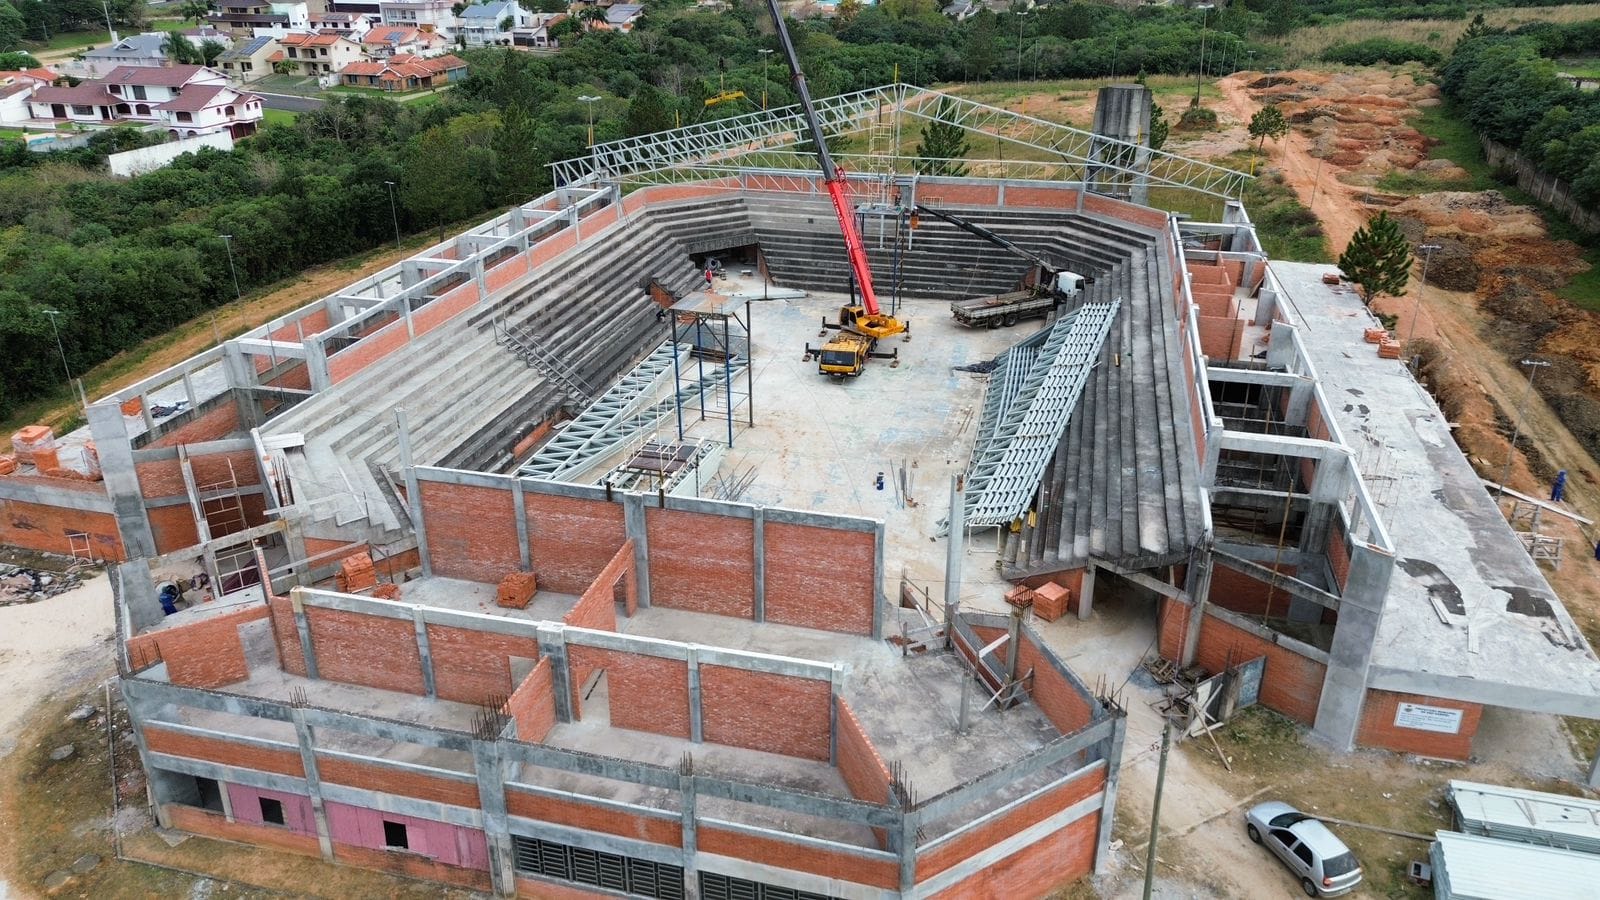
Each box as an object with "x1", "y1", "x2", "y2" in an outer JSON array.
[{"x1": 3, "y1": 82, "x2": 1600, "y2": 898}]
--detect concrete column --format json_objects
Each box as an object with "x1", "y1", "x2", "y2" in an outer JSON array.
[
  {"x1": 944, "y1": 477, "x2": 965, "y2": 619},
  {"x1": 1588, "y1": 744, "x2": 1600, "y2": 789},
  {"x1": 117, "y1": 681, "x2": 164, "y2": 827},
  {"x1": 1093, "y1": 713, "x2": 1128, "y2": 875},
  {"x1": 828, "y1": 664, "x2": 844, "y2": 766},
  {"x1": 679, "y1": 768, "x2": 699, "y2": 899},
  {"x1": 895, "y1": 795, "x2": 917, "y2": 894},
  {"x1": 117, "y1": 557, "x2": 163, "y2": 634},
  {"x1": 751, "y1": 507, "x2": 766, "y2": 623},
  {"x1": 87, "y1": 402, "x2": 158, "y2": 560},
  {"x1": 472, "y1": 739, "x2": 517, "y2": 897},
  {"x1": 512, "y1": 478, "x2": 531, "y2": 572},
  {"x1": 1180, "y1": 546, "x2": 1214, "y2": 667},
  {"x1": 181, "y1": 372, "x2": 198, "y2": 410},
  {"x1": 686, "y1": 645, "x2": 703, "y2": 744},
  {"x1": 304, "y1": 338, "x2": 331, "y2": 393},
  {"x1": 413, "y1": 607, "x2": 436, "y2": 698},
  {"x1": 622, "y1": 492, "x2": 651, "y2": 609},
  {"x1": 290, "y1": 588, "x2": 320, "y2": 680},
  {"x1": 474, "y1": 257, "x2": 489, "y2": 302},
  {"x1": 396, "y1": 409, "x2": 431, "y2": 577},
  {"x1": 400, "y1": 261, "x2": 425, "y2": 289},
  {"x1": 536, "y1": 624, "x2": 573, "y2": 722},
  {"x1": 290, "y1": 707, "x2": 335, "y2": 861},
  {"x1": 872, "y1": 520, "x2": 887, "y2": 640},
  {"x1": 218, "y1": 776, "x2": 236, "y2": 822},
  {"x1": 1312, "y1": 542, "x2": 1394, "y2": 749},
  {"x1": 1078, "y1": 565, "x2": 1097, "y2": 621}
]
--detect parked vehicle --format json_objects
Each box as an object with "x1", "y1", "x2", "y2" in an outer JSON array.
[
  {"x1": 1245, "y1": 801, "x2": 1364, "y2": 897},
  {"x1": 949, "y1": 281, "x2": 1084, "y2": 329}
]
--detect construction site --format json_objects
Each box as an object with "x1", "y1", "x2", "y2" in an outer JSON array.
[{"x1": 5, "y1": 46, "x2": 1600, "y2": 898}]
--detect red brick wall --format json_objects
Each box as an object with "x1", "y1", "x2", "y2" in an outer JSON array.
[
  {"x1": 1209, "y1": 562, "x2": 1300, "y2": 619},
  {"x1": 1356, "y1": 689, "x2": 1483, "y2": 760},
  {"x1": 144, "y1": 724, "x2": 304, "y2": 776},
  {"x1": 836, "y1": 700, "x2": 890, "y2": 804},
  {"x1": 1158, "y1": 595, "x2": 1190, "y2": 662},
  {"x1": 164, "y1": 804, "x2": 321, "y2": 857},
  {"x1": 919, "y1": 184, "x2": 1001, "y2": 206},
  {"x1": 1198, "y1": 315, "x2": 1244, "y2": 360},
  {"x1": 644, "y1": 507, "x2": 754, "y2": 619},
  {"x1": 524, "y1": 492, "x2": 626, "y2": 594},
  {"x1": 426, "y1": 623, "x2": 540, "y2": 705},
  {"x1": 504, "y1": 788, "x2": 682, "y2": 846},
  {"x1": 147, "y1": 504, "x2": 199, "y2": 554},
  {"x1": 304, "y1": 605, "x2": 426, "y2": 695},
  {"x1": 328, "y1": 317, "x2": 410, "y2": 384},
  {"x1": 1004, "y1": 186, "x2": 1076, "y2": 209},
  {"x1": 564, "y1": 541, "x2": 630, "y2": 632},
  {"x1": 124, "y1": 604, "x2": 268, "y2": 688},
  {"x1": 505, "y1": 658, "x2": 555, "y2": 742},
  {"x1": 970, "y1": 625, "x2": 1093, "y2": 736},
  {"x1": 699, "y1": 665, "x2": 831, "y2": 761},
  {"x1": 418, "y1": 480, "x2": 521, "y2": 584},
  {"x1": 146, "y1": 397, "x2": 242, "y2": 448},
  {"x1": 134, "y1": 457, "x2": 186, "y2": 500},
  {"x1": 317, "y1": 756, "x2": 481, "y2": 808},
  {"x1": 414, "y1": 282, "x2": 479, "y2": 335},
  {"x1": 926, "y1": 807, "x2": 1099, "y2": 900},
  {"x1": 266, "y1": 593, "x2": 307, "y2": 675},
  {"x1": 697, "y1": 826, "x2": 899, "y2": 890},
  {"x1": 916, "y1": 766, "x2": 1104, "y2": 882},
  {"x1": 566, "y1": 645, "x2": 690, "y2": 738},
  {"x1": 1194, "y1": 612, "x2": 1326, "y2": 725},
  {"x1": 0, "y1": 489, "x2": 124, "y2": 560},
  {"x1": 510, "y1": 417, "x2": 553, "y2": 459},
  {"x1": 764, "y1": 522, "x2": 875, "y2": 635},
  {"x1": 1327, "y1": 528, "x2": 1351, "y2": 592}
]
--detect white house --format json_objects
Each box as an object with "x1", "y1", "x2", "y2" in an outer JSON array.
[
  {"x1": 80, "y1": 33, "x2": 170, "y2": 77},
  {"x1": 603, "y1": 3, "x2": 643, "y2": 31},
  {"x1": 28, "y1": 65, "x2": 263, "y2": 139},
  {"x1": 309, "y1": 11, "x2": 374, "y2": 38},
  {"x1": 458, "y1": 0, "x2": 531, "y2": 47},
  {"x1": 276, "y1": 31, "x2": 365, "y2": 76},
  {"x1": 361, "y1": 24, "x2": 448, "y2": 58},
  {"x1": 510, "y1": 13, "x2": 565, "y2": 48},
  {"x1": 208, "y1": 0, "x2": 312, "y2": 39},
  {"x1": 0, "y1": 78, "x2": 36, "y2": 125},
  {"x1": 377, "y1": 0, "x2": 458, "y2": 37}
]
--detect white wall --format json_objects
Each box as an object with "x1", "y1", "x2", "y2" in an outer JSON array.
[{"x1": 108, "y1": 132, "x2": 235, "y2": 177}]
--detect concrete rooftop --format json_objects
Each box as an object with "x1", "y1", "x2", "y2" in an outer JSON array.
[{"x1": 1271, "y1": 260, "x2": 1600, "y2": 714}]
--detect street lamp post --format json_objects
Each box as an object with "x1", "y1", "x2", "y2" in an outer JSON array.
[
  {"x1": 40, "y1": 308, "x2": 74, "y2": 390},
  {"x1": 220, "y1": 234, "x2": 243, "y2": 303},
  {"x1": 384, "y1": 180, "x2": 402, "y2": 249},
  {"x1": 1015, "y1": 11, "x2": 1026, "y2": 82},
  {"x1": 578, "y1": 95, "x2": 601, "y2": 147},
  {"x1": 1194, "y1": 3, "x2": 1215, "y2": 107},
  {"x1": 1499, "y1": 358, "x2": 1552, "y2": 496},
  {"x1": 1405, "y1": 242, "x2": 1441, "y2": 368},
  {"x1": 758, "y1": 49, "x2": 773, "y2": 111}
]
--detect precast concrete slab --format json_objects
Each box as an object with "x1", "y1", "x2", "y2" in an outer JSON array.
[
  {"x1": 397, "y1": 575, "x2": 579, "y2": 623},
  {"x1": 1270, "y1": 261, "x2": 1600, "y2": 718}
]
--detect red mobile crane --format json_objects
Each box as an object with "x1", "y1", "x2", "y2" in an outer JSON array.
[{"x1": 763, "y1": 0, "x2": 907, "y2": 376}]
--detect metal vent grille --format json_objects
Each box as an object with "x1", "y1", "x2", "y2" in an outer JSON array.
[
  {"x1": 699, "y1": 871, "x2": 837, "y2": 900},
  {"x1": 511, "y1": 835, "x2": 684, "y2": 899}
]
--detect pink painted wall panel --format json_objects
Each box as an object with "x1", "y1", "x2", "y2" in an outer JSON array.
[
  {"x1": 323, "y1": 800, "x2": 489, "y2": 870},
  {"x1": 227, "y1": 783, "x2": 316, "y2": 835}
]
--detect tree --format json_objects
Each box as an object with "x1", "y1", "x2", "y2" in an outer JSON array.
[
  {"x1": 578, "y1": 5, "x2": 606, "y2": 30},
  {"x1": 836, "y1": 0, "x2": 862, "y2": 24},
  {"x1": 624, "y1": 84, "x2": 672, "y2": 137},
  {"x1": 0, "y1": 49, "x2": 42, "y2": 69},
  {"x1": 179, "y1": 0, "x2": 213, "y2": 26},
  {"x1": 1248, "y1": 104, "x2": 1288, "y2": 153},
  {"x1": 1339, "y1": 212, "x2": 1411, "y2": 307},
  {"x1": 499, "y1": 14, "x2": 513, "y2": 31},
  {"x1": 272, "y1": 58, "x2": 295, "y2": 75},
  {"x1": 0, "y1": 1, "x2": 24, "y2": 52},
  {"x1": 964, "y1": 11, "x2": 997, "y2": 81},
  {"x1": 915, "y1": 98, "x2": 969, "y2": 176},
  {"x1": 400, "y1": 112, "x2": 502, "y2": 239},
  {"x1": 1148, "y1": 101, "x2": 1168, "y2": 151},
  {"x1": 162, "y1": 32, "x2": 201, "y2": 65},
  {"x1": 1262, "y1": 0, "x2": 1297, "y2": 39},
  {"x1": 199, "y1": 38, "x2": 225, "y2": 66}
]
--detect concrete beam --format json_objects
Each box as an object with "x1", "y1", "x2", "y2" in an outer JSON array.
[
  {"x1": 87, "y1": 402, "x2": 157, "y2": 558},
  {"x1": 0, "y1": 478, "x2": 116, "y2": 513},
  {"x1": 1364, "y1": 666, "x2": 1600, "y2": 720},
  {"x1": 1213, "y1": 551, "x2": 1341, "y2": 611},
  {"x1": 1206, "y1": 367, "x2": 1310, "y2": 388},
  {"x1": 1204, "y1": 604, "x2": 1330, "y2": 664},
  {"x1": 233, "y1": 338, "x2": 308, "y2": 360},
  {"x1": 1215, "y1": 430, "x2": 1352, "y2": 464},
  {"x1": 912, "y1": 723, "x2": 1112, "y2": 824}
]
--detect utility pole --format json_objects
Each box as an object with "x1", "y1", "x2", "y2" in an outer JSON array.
[
  {"x1": 220, "y1": 234, "x2": 243, "y2": 302},
  {"x1": 1015, "y1": 10, "x2": 1026, "y2": 82},
  {"x1": 41, "y1": 308, "x2": 74, "y2": 390},
  {"x1": 1193, "y1": 3, "x2": 1215, "y2": 107},
  {"x1": 1499, "y1": 358, "x2": 1551, "y2": 497},
  {"x1": 1406, "y1": 242, "x2": 1441, "y2": 369},
  {"x1": 384, "y1": 180, "x2": 402, "y2": 249},
  {"x1": 1142, "y1": 720, "x2": 1173, "y2": 900}
]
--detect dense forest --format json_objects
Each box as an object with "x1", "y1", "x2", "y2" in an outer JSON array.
[{"x1": 1440, "y1": 17, "x2": 1600, "y2": 203}]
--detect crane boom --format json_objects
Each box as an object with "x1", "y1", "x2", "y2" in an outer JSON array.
[
  {"x1": 914, "y1": 204, "x2": 1057, "y2": 277},
  {"x1": 763, "y1": 0, "x2": 882, "y2": 318}
]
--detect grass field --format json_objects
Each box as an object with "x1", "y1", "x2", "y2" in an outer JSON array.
[
  {"x1": 1555, "y1": 57, "x2": 1600, "y2": 79},
  {"x1": 260, "y1": 108, "x2": 298, "y2": 127},
  {"x1": 1271, "y1": 3, "x2": 1600, "y2": 66}
]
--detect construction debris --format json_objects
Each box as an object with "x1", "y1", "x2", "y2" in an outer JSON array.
[
  {"x1": 0, "y1": 564, "x2": 86, "y2": 605},
  {"x1": 370, "y1": 583, "x2": 402, "y2": 601}
]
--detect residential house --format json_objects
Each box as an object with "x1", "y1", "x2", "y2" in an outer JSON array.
[
  {"x1": 217, "y1": 35, "x2": 278, "y2": 82},
  {"x1": 207, "y1": 1, "x2": 311, "y2": 39},
  {"x1": 328, "y1": 0, "x2": 384, "y2": 20},
  {"x1": 602, "y1": 3, "x2": 643, "y2": 31},
  {"x1": 458, "y1": 0, "x2": 530, "y2": 47},
  {"x1": 8, "y1": 67, "x2": 60, "y2": 88},
  {"x1": 27, "y1": 65, "x2": 263, "y2": 138},
  {"x1": 338, "y1": 52, "x2": 465, "y2": 91},
  {"x1": 80, "y1": 33, "x2": 170, "y2": 77},
  {"x1": 377, "y1": 0, "x2": 458, "y2": 37},
  {"x1": 510, "y1": 13, "x2": 565, "y2": 48},
  {"x1": 178, "y1": 26, "x2": 236, "y2": 47},
  {"x1": 308, "y1": 11, "x2": 373, "y2": 38},
  {"x1": 360, "y1": 25, "x2": 431, "y2": 58},
  {"x1": 0, "y1": 78, "x2": 35, "y2": 125},
  {"x1": 276, "y1": 31, "x2": 364, "y2": 77}
]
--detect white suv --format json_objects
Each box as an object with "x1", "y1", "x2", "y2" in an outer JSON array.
[{"x1": 1245, "y1": 801, "x2": 1364, "y2": 897}]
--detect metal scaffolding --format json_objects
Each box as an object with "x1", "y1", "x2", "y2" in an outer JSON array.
[
  {"x1": 551, "y1": 83, "x2": 1250, "y2": 201},
  {"x1": 667, "y1": 291, "x2": 753, "y2": 450}
]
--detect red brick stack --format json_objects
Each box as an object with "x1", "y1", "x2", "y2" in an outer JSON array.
[
  {"x1": 1363, "y1": 327, "x2": 1389, "y2": 344},
  {"x1": 497, "y1": 571, "x2": 538, "y2": 609},
  {"x1": 1322, "y1": 272, "x2": 1342, "y2": 286},
  {"x1": 1003, "y1": 585, "x2": 1035, "y2": 610},
  {"x1": 11, "y1": 425, "x2": 55, "y2": 466},
  {"x1": 1032, "y1": 582, "x2": 1072, "y2": 622},
  {"x1": 1377, "y1": 339, "x2": 1404, "y2": 359},
  {"x1": 336, "y1": 553, "x2": 378, "y2": 593},
  {"x1": 0, "y1": 455, "x2": 14, "y2": 476},
  {"x1": 370, "y1": 583, "x2": 402, "y2": 601}
]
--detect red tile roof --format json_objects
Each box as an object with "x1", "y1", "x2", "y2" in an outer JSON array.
[
  {"x1": 103, "y1": 64, "x2": 214, "y2": 87},
  {"x1": 14, "y1": 67, "x2": 59, "y2": 85},
  {"x1": 0, "y1": 81, "x2": 33, "y2": 100},
  {"x1": 280, "y1": 31, "x2": 348, "y2": 47},
  {"x1": 362, "y1": 26, "x2": 420, "y2": 45},
  {"x1": 156, "y1": 84, "x2": 231, "y2": 113},
  {"x1": 32, "y1": 83, "x2": 112, "y2": 105}
]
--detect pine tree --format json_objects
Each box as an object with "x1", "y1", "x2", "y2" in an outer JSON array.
[
  {"x1": 624, "y1": 85, "x2": 672, "y2": 137},
  {"x1": 1248, "y1": 105, "x2": 1288, "y2": 154},
  {"x1": 1149, "y1": 102, "x2": 1168, "y2": 152},
  {"x1": 915, "y1": 98, "x2": 970, "y2": 177},
  {"x1": 1339, "y1": 211, "x2": 1412, "y2": 307}
]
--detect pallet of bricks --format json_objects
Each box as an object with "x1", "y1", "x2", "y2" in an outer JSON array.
[
  {"x1": 1364, "y1": 326, "x2": 1403, "y2": 359},
  {"x1": 336, "y1": 552, "x2": 377, "y2": 593}
]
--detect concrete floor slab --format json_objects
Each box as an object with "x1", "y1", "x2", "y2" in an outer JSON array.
[{"x1": 398, "y1": 575, "x2": 578, "y2": 623}]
